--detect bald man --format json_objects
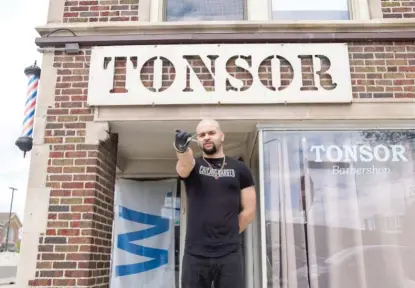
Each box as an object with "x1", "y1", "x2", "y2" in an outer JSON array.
[{"x1": 174, "y1": 119, "x2": 256, "y2": 288}]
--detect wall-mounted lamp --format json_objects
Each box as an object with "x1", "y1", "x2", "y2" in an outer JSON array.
[{"x1": 37, "y1": 42, "x2": 80, "y2": 54}]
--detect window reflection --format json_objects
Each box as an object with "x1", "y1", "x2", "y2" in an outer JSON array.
[
  {"x1": 263, "y1": 130, "x2": 415, "y2": 288},
  {"x1": 165, "y1": 0, "x2": 244, "y2": 21}
]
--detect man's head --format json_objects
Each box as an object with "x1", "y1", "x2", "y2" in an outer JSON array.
[{"x1": 195, "y1": 118, "x2": 225, "y2": 156}]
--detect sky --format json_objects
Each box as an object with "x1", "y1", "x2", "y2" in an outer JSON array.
[{"x1": 0, "y1": 0, "x2": 49, "y2": 223}]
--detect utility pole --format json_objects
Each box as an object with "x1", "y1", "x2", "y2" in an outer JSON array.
[{"x1": 4, "y1": 187, "x2": 17, "y2": 252}]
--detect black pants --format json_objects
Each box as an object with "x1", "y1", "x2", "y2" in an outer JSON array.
[{"x1": 181, "y1": 248, "x2": 244, "y2": 288}]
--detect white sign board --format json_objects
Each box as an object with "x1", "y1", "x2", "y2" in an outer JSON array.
[{"x1": 87, "y1": 43, "x2": 352, "y2": 106}]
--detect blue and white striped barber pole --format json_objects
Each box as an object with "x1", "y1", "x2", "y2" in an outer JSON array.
[
  {"x1": 15, "y1": 61, "x2": 41, "y2": 158},
  {"x1": 110, "y1": 178, "x2": 178, "y2": 288}
]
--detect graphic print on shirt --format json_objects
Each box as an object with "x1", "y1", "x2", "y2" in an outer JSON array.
[{"x1": 198, "y1": 165, "x2": 236, "y2": 179}]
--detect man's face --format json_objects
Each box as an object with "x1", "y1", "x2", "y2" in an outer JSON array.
[{"x1": 196, "y1": 122, "x2": 224, "y2": 155}]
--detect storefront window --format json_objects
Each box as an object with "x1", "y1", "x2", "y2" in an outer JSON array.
[
  {"x1": 165, "y1": 0, "x2": 245, "y2": 21},
  {"x1": 262, "y1": 129, "x2": 415, "y2": 288}
]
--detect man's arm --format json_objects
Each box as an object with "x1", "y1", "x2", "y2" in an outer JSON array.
[
  {"x1": 176, "y1": 148, "x2": 196, "y2": 179},
  {"x1": 239, "y1": 185, "x2": 256, "y2": 233},
  {"x1": 238, "y1": 162, "x2": 256, "y2": 233}
]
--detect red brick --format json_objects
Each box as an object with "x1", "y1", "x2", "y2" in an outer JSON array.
[
  {"x1": 42, "y1": 253, "x2": 65, "y2": 261},
  {"x1": 36, "y1": 261, "x2": 52, "y2": 269},
  {"x1": 47, "y1": 167, "x2": 62, "y2": 173},
  {"x1": 53, "y1": 261, "x2": 77, "y2": 269},
  {"x1": 65, "y1": 270, "x2": 91, "y2": 277},
  {"x1": 46, "y1": 229, "x2": 56, "y2": 236},
  {"x1": 47, "y1": 221, "x2": 69, "y2": 228},
  {"x1": 40, "y1": 270, "x2": 64, "y2": 277},
  {"x1": 71, "y1": 205, "x2": 94, "y2": 212},
  {"x1": 65, "y1": 151, "x2": 86, "y2": 158},
  {"x1": 72, "y1": 190, "x2": 95, "y2": 197},
  {"x1": 50, "y1": 189, "x2": 72, "y2": 197},
  {"x1": 68, "y1": 237, "x2": 92, "y2": 244},
  {"x1": 62, "y1": 182, "x2": 84, "y2": 189},
  {"x1": 49, "y1": 175, "x2": 72, "y2": 181},
  {"x1": 58, "y1": 213, "x2": 81, "y2": 220},
  {"x1": 55, "y1": 245, "x2": 79, "y2": 252},
  {"x1": 28, "y1": 279, "x2": 52, "y2": 286},
  {"x1": 66, "y1": 253, "x2": 91, "y2": 261},
  {"x1": 58, "y1": 229, "x2": 80, "y2": 236},
  {"x1": 53, "y1": 279, "x2": 76, "y2": 286}
]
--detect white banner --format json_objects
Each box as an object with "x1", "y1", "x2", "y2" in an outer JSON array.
[{"x1": 110, "y1": 178, "x2": 178, "y2": 288}]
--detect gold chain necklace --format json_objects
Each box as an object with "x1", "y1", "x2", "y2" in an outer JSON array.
[{"x1": 203, "y1": 156, "x2": 226, "y2": 180}]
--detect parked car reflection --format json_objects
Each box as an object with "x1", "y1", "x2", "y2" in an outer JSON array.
[{"x1": 267, "y1": 243, "x2": 415, "y2": 288}]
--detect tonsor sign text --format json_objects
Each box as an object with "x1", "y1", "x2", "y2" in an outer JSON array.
[
  {"x1": 87, "y1": 44, "x2": 353, "y2": 106},
  {"x1": 310, "y1": 144, "x2": 408, "y2": 163}
]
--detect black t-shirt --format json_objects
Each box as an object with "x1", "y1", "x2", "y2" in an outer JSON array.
[{"x1": 180, "y1": 156, "x2": 255, "y2": 257}]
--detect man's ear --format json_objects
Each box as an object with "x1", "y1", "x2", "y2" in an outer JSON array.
[{"x1": 221, "y1": 132, "x2": 225, "y2": 142}]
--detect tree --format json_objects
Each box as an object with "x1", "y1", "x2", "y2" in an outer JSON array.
[
  {"x1": 16, "y1": 239, "x2": 21, "y2": 253},
  {"x1": 359, "y1": 130, "x2": 415, "y2": 145}
]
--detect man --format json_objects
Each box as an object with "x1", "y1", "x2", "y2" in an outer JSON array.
[{"x1": 174, "y1": 118, "x2": 256, "y2": 288}]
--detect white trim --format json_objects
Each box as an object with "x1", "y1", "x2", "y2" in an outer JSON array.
[
  {"x1": 36, "y1": 20, "x2": 415, "y2": 36},
  {"x1": 350, "y1": 0, "x2": 371, "y2": 20},
  {"x1": 150, "y1": 0, "x2": 163, "y2": 22},
  {"x1": 258, "y1": 130, "x2": 267, "y2": 288},
  {"x1": 266, "y1": 0, "x2": 371, "y2": 20},
  {"x1": 138, "y1": 0, "x2": 151, "y2": 21},
  {"x1": 248, "y1": 0, "x2": 270, "y2": 20},
  {"x1": 256, "y1": 119, "x2": 415, "y2": 131},
  {"x1": 246, "y1": 131, "x2": 259, "y2": 288},
  {"x1": 179, "y1": 181, "x2": 186, "y2": 288}
]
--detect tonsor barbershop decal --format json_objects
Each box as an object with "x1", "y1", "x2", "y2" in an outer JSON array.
[
  {"x1": 87, "y1": 43, "x2": 353, "y2": 106},
  {"x1": 309, "y1": 143, "x2": 409, "y2": 175}
]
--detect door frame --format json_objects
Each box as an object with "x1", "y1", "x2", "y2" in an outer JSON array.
[{"x1": 179, "y1": 180, "x2": 187, "y2": 288}]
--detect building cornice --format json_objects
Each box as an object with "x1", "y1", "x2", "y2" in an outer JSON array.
[{"x1": 35, "y1": 19, "x2": 415, "y2": 47}]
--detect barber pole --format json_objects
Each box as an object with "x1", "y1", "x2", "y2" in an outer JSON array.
[{"x1": 15, "y1": 61, "x2": 41, "y2": 158}]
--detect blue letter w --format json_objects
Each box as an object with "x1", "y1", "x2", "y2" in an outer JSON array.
[{"x1": 115, "y1": 206, "x2": 170, "y2": 277}]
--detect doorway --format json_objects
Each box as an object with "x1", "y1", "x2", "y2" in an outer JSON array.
[{"x1": 109, "y1": 126, "x2": 263, "y2": 288}]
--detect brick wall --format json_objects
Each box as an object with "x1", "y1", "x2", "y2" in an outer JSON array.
[
  {"x1": 28, "y1": 49, "x2": 118, "y2": 287},
  {"x1": 63, "y1": 0, "x2": 139, "y2": 23},
  {"x1": 381, "y1": 0, "x2": 415, "y2": 18},
  {"x1": 348, "y1": 42, "x2": 415, "y2": 98}
]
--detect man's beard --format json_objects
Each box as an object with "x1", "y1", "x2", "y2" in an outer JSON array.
[{"x1": 201, "y1": 142, "x2": 218, "y2": 155}]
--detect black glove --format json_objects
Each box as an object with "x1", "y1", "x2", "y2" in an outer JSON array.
[{"x1": 174, "y1": 129, "x2": 192, "y2": 153}]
